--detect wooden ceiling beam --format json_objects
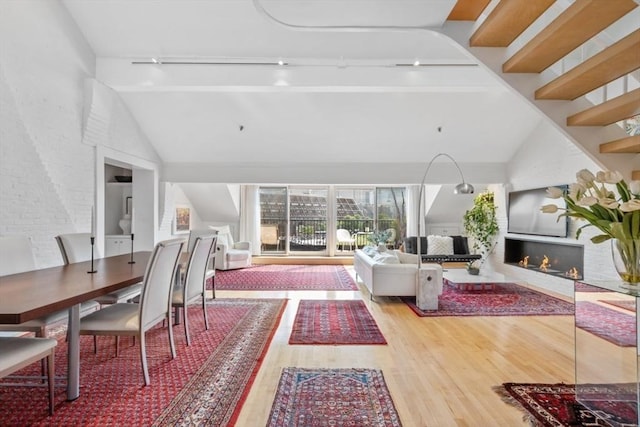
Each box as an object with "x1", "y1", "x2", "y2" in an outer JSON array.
[
  {"x1": 503, "y1": 0, "x2": 637, "y2": 73},
  {"x1": 470, "y1": 0, "x2": 555, "y2": 47},
  {"x1": 447, "y1": 0, "x2": 491, "y2": 21},
  {"x1": 599, "y1": 135, "x2": 640, "y2": 153},
  {"x1": 535, "y1": 29, "x2": 640, "y2": 100},
  {"x1": 567, "y1": 88, "x2": 640, "y2": 126}
]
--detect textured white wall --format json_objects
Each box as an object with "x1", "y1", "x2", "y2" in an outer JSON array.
[
  {"x1": 0, "y1": 1, "x2": 161, "y2": 268},
  {"x1": 489, "y1": 122, "x2": 619, "y2": 297}
]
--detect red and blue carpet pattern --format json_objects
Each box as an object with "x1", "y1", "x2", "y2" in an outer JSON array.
[
  {"x1": 0, "y1": 299, "x2": 286, "y2": 426},
  {"x1": 403, "y1": 282, "x2": 574, "y2": 317},
  {"x1": 267, "y1": 368, "x2": 402, "y2": 426},
  {"x1": 496, "y1": 382, "x2": 638, "y2": 427},
  {"x1": 289, "y1": 299, "x2": 387, "y2": 345},
  {"x1": 214, "y1": 264, "x2": 358, "y2": 291},
  {"x1": 576, "y1": 301, "x2": 636, "y2": 347}
]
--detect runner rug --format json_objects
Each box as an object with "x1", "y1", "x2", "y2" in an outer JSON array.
[
  {"x1": 0, "y1": 298, "x2": 286, "y2": 426},
  {"x1": 495, "y1": 382, "x2": 638, "y2": 427},
  {"x1": 289, "y1": 299, "x2": 387, "y2": 345},
  {"x1": 599, "y1": 299, "x2": 636, "y2": 312},
  {"x1": 576, "y1": 301, "x2": 636, "y2": 347},
  {"x1": 267, "y1": 368, "x2": 402, "y2": 426},
  {"x1": 402, "y1": 282, "x2": 574, "y2": 317},
  {"x1": 214, "y1": 264, "x2": 358, "y2": 291}
]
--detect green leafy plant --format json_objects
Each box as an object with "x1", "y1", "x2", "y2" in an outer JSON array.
[
  {"x1": 366, "y1": 229, "x2": 391, "y2": 245},
  {"x1": 463, "y1": 191, "x2": 499, "y2": 268}
]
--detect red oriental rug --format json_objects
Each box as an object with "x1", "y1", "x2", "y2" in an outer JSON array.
[
  {"x1": 576, "y1": 301, "x2": 636, "y2": 347},
  {"x1": 402, "y1": 282, "x2": 574, "y2": 317},
  {"x1": 267, "y1": 368, "x2": 402, "y2": 426},
  {"x1": 289, "y1": 299, "x2": 387, "y2": 345},
  {"x1": 214, "y1": 264, "x2": 358, "y2": 291},
  {"x1": 496, "y1": 382, "x2": 638, "y2": 427},
  {"x1": 0, "y1": 299, "x2": 286, "y2": 426}
]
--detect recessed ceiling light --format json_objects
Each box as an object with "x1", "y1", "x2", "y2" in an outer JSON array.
[
  {"x1": 277, "y1": 59, "x2": 284, "y2": 66},
  {"x1": 151, "y1": 57, "x2": 159, "y2": 64},
  {"x1": 413, "y1": 60, "x2": 420, "y2": 66}
]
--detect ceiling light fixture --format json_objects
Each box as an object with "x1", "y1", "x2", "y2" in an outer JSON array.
[{"x1": 413, "y1": 60, "x2": 420, "y2": 66}]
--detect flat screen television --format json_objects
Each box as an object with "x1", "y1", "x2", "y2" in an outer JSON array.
[{"x1": 507, "y1": 186, "x2": 568, "y2": 237}]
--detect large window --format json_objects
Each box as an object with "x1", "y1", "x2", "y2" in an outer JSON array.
[{"x1": 259, "y1": 186, "x2": 405, "y2": 255}]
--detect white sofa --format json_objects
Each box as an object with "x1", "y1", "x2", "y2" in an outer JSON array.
[
  {"x1": 353, "y1": 247, "x2": 443, "y2": 299},
  {"x1": 208, "y1": 225, "x2": 252, "y2": 270}
]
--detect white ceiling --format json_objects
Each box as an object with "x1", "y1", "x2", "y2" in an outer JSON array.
[{"x1": 62, "y1": 0, "x2": 544, "y2": 185}]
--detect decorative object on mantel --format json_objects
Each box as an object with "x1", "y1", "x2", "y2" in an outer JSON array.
[
  {"x1": 114, "y1": 175, "x2": 132, "y2": 183},
  {"x1": 543, "y1": 170, "x2": 640, "y2": 287},
  {"x1": 463, "y1": 191, "x2": 498, "y2": 274}
]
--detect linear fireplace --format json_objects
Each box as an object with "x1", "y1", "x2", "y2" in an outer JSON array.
[{"x1": 504, "y1": 237, "x2": 584, "y2": 280}]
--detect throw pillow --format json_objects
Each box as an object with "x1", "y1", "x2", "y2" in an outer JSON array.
[
  {"x1": 373, "y1": 252, "x2": 400, "y2": 264},
  {"x1": 426, "y1": 235, "x2": 454, "y2": 255},
  {"x1": 395, "y1": 251, "x2": 418, "y2": 264}
]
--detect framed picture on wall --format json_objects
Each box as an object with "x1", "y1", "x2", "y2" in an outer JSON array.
[{"x1": 173, "y1": 206, "x2": 191, "y2": 234}]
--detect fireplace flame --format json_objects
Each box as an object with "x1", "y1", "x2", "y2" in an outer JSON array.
[
  {"x1": 566, "y1": 267, "x2": 579, "y2": 279},
  {"x1": 519, "y1": 255, "x2": 529, "y2": 268},
  {"x1": 540, "y1": 255, "x2": 549, "y2": 272}
]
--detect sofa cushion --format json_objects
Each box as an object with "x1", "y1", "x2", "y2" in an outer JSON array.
[
  {"x1": 395, "y1": 251, "x2": 418, "y2": 264},
  {"x1": 226, "y1": 248, "x2": 250, "y2": 262},
  {"x1": 427, "y1": 235, "x2": 454, "y2": 255},
  {"x1": 451, "y1": 235, "x2": 470, "y2": 255},
  {"x1": 403, "y1": 236, "x2": 428, "y2": 255},
  {"x1": 373, "y1": 252, "x2": 400, "y2": 264}
]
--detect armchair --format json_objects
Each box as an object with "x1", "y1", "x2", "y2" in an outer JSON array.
[{"x1": 208, "y1": 225, "x2": 252, "y2": 270}]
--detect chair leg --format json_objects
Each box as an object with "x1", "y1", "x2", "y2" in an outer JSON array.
[
  {"x1": 211, "y1": 278, "x2": 216, "y2": 299},
  {"x1": 183, "y1": 304, "x2": 191, "y2": 346},
  {"x1": 115, "y1": 336, "x2": 120, "y2": 357},
  {"x1": 167, "y1": 314, "x2": 176, "y2": 359},
  {"x1": 139, "y1": 332, "x2": 150, "y2": 386},
  {"x1": 202, "y1": 293, "x2": 209, "y2": 331},
  {"x1": 37, "y1": 328, "x2": 46, "y2": 378},
  {"x1": 47, "y1": 350, "x2": 55, "y2": 415},
  {"x1": 93, "y1": 336, "x2": 97, "y2": 354}
]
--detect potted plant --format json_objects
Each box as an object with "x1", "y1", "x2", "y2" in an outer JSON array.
[
  {"x1": 463, "y1": 191, "x2": 499, "y2": 273},
  {"x1": 367, "y1": 229, "x2": 391, "y2": 246}
]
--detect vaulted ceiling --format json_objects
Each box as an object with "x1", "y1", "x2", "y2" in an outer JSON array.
[{"x1": 62, "y1": 0, "x2": 638, "y2": 186}]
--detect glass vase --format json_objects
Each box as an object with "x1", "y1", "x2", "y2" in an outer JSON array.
[{"x1": 611, "y1": 238, "x2": 640, "y2": 287}]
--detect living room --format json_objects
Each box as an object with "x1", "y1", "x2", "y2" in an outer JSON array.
[{"x1": 1, "y1": 0, "x2": 639, "y2": 425}]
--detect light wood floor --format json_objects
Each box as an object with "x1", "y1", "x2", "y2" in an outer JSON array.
[{"x1": 226, "y1": 266, "x2": 577, "y2": 426}]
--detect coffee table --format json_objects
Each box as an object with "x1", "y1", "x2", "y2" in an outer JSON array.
[{"x1": 442, "y1": 269, "x2": 511, "y2": 291}]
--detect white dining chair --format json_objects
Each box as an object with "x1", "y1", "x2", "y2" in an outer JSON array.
[
  {"x1": 186, "y1": 229, "x2": 218, "y2": 299},
  {"x1": 79, "y1": 238, "x2": 184, "y2": 385},
  {"x1": 0, "y1": 336, "x2": 57, "y2": 415},
  {"x1": 56, "y1": 233, "x2": 142, "y2": 305},
  {"x1": 172, "y1": 234, "x2": 217, "y2": 346},
  {"x1": 336, "y1": 229, "x2": 356, "y2": 251}
]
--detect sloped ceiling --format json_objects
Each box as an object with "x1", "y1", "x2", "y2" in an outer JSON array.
[{"x1": 62, "y1": 0, "x2": 545, "y2": 187}]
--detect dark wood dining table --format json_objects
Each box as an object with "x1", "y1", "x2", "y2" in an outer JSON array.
[{"x1": 0, "y1": 251, "x2": 151, "y2": 400}]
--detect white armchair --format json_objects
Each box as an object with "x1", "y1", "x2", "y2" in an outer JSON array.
[{"x1": 209, "y1": 225, "x2": 252, "y2": 270}]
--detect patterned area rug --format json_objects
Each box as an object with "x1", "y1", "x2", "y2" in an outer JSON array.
[
  {"x1": 289, "y1": 299, "x2": 387, "y2": 345},
  {"x1": 496, "y1": 382, "x2": 638, "y2": 427},
  {"x1": 576, "y1": 301, "x2": 636, "y2": 347},
  {"x1": 403, "y1": 282, "x2": 574, "y2": 317},
  {"x1": 214, "y1": 264, "x2": 358, "y2": 291},
  {"x1": 267, "y1": 368, "x2": 402, "y2": 426},
  {"x1": 0, "y1": 299, "x2": 286, "y2": 426},
  {"x1": 575, "y1": 282, "x2": 611, "y2": 292}
]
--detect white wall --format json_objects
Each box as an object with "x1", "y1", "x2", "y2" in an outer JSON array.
[
  {"x1": 0, "y1": 1, "x2": 162, "y2": 268},
  {"x1": 490, "y1": 122, "x2": 620, "y2": 297},
  {"x1": 0, "y1": 1, "x2": 96, "y2": 268}
]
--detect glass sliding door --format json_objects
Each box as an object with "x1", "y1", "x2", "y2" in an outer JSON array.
[
  {"x1": 289, "y1": 187, "x2": 328, "y2": 254},
  {"x1": 376, "y1": 187, "x2": 406, "y2": 249},
  {"x1": 259, "y1": 187, "x2": 287, "y2": 254},
  {"x1": 336, "y1": 188, "x2": 375, "y2": 251}
]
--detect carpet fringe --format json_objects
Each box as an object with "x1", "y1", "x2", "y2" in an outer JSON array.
[{"x1": 492, "y1": 384, "x2": 543, "y2": 427}]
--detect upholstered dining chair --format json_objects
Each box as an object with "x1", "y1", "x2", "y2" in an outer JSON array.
[
  {"x1": 0, "y1": 337, "x2": 57, "y2": 415},
  {"x1": 0, "y1": 236, "x2": 98, "y2": 339},
  {"x1": 79, "y1": 238, "x2": 184, "y2": 386},
  {"x1": 187, "y1": 229, "x2": 218, "y2": 299},
  {"x1": 172, "y1": 234, "x2": 217, "y2": 346},
  {"x1": 56, "y1": 233, "x2": 142, "y2": 305},
  {"x1": 336, "y1": 229, "x2": 356, "y2": 251}
]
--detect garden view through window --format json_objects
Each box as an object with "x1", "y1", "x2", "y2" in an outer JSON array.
[{"x1": 259, "y1": 186, "x2": 406, "y2": 255}]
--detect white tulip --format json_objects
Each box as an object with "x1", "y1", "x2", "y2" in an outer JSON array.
[
  {"x1": 576, "y1": 169, "x2": 595, "y2": 185},
  {"x1": 598, "y1": 198, "x2": 619, "y2": 209},
  {"x1": 540, "y1": 204, "x2": 559, "y2": 213},
  {"x1": 546, "y1": 187, "x2": 564, "y2": 199},
  {"x1": 620, "y1": 199, "x2": 640, "y2": 212},
  {"x1": 596, "y1": 170, "x2": 623, "y2": 184},
  {"x1": 630, "y1": 180, "x2": 640, "y2": 196},
  {"x1": 577, "y1": 196, "x2": 597, "y2": 207}
]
